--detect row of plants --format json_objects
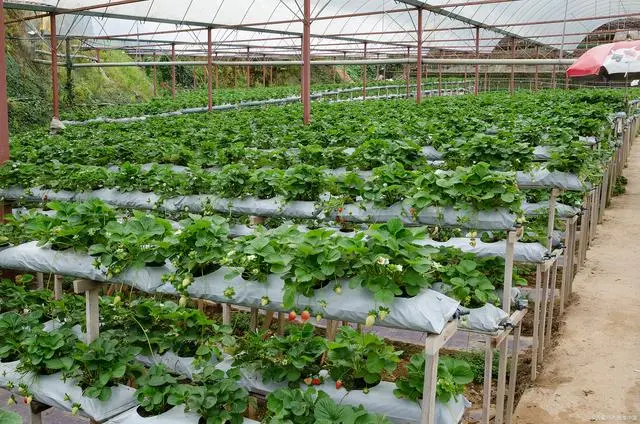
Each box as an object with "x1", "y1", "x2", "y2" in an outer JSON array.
[
  {"x1": 9, "y1": 90, "x2": 625, "y2": 183},
  {"x1": 0, "y1": 279, "x2": 473, "y2": 422},
  {"x1": 1, "y1": 200, "x2": 520, "y2": 310},
  {"x1": 61, "y1": 78, "x2": 464, "y2": 121},
  {"x1": 0, "y1": 161, "x2": 524, "y2": 213}
]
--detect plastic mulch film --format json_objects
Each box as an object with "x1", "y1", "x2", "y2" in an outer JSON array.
[
  {"x1": 22, "y1": 372, "x2": 137, "y2": 422},
  {"x1": 136, "y1": 351, "x2": 224, "y2": 380},
  {"x1": 0, "y1": 360, "x2": 20, "y2": 388},
  {"x1": 0, "y1": 242, "x2": 169, "y2": 293},
  {"x1": 415, "y1": 238, "x2": 548, "y2": 264},
  {"x1": 516, "y1": 169, "x2": 587, "y2": 191},
  {"x1": 157, "y1": 270, "x2": 459, "y2": 334},
  {"x1": 0, "y1": 242, "x2": 459, "y2": 334}
]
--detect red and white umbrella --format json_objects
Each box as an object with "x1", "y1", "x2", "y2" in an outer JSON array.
[{"x1": 566, "y1": 40, "x2": 640, "y2": 80}]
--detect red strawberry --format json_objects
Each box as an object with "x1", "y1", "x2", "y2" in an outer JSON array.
[
  {"x1": 335, "y1": 380, "x2": 343, "y2": 390},
  {"x1": 300, "y1": 310, "x2": 310, "y2": 322},
  {"x1": 312, "y1": 377, "x2": 321, "y2": 386},
  {"x1": 288, "y1": 311, "x2": 297, "y2": 321}
]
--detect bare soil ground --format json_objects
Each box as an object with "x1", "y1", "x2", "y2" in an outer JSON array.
[{"x1": 514, "y1": 147, "x2": 640, "y2": 423}]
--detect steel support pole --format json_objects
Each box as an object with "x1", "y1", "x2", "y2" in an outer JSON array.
[
  {"x1": 171, "y1": 43, "x2": 176, "y2": 97},
  {"x1": 207, "y1": 28, "x2": 213, "y2": 111},
  {"x1": 0, "y1": 0, "x2": 9, "y2": 165},
  {"x1": 95, "y1": 48, "x2": 100, "y2": 63},
  {"x1": 302, "y1": 0, "x2": 311, "y2": 124},
  {"x1": 406, "y1": 47, "x2": 411, "y2": 98},
  {"x1": 534, "y1": 46, "x2": 539, "y2": 90},
  {"x1": 193, "y1": 57, "x2": 197, "y2": 88},
  {"x1": 474, "y1": 26, "x2": 480, "y2": 95},
  {"x1": 152, "y1": 52, "x2": 157, "y2": 97},
  {"x1": 416, "y1": 8, "x2": 423, "y2": 104},
  {"x1": 246, "y1": 47, "x2": 250, "y2": 88},
  {"x1": 50, "y1": 13, "x2": 60, "y2": 119},
  {"x1": 362, "y1": 42, "x2": 368, "y2": 99}
]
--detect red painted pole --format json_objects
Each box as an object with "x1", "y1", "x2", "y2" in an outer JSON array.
[
  {"x1": 302, "y1": 0, "x2": 311, "y2": 124},
  {"x1": 152, "y1": 52, "x2": 157, "y2": 97},
  {"x1": 474, "y1": 26, "x2": 480, "y2": 95},
  {"x1": 362, "y1": 42, "x2": 367, "y2": 99},
  {"x1": 207, "y1": 28, "x2": 213, "y2": 111},
  {"x1": 171, "y1": 42, "x2": 176, "y2": 97},
  {"x1": 416, "y1": 8, "x2": 423, "y2": 104},
  {"x1": 510, "y1": 37, "x2": 515, "y2": 95},
  {"x1": 50, "y1": 13, "x2": 59, "y2": 119}
]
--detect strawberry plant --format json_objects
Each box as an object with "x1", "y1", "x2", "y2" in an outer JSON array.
[
  {"x1": 264, "y1": 387, "x2": 391, "y2": 424},
  {"x1": 88, "y1": 212, "x2": 174, "y2": 278},
  {"x1": 135, "y1": 364, "x2": 181, "y2": 417},
  {"x1": 233, "y1": 323, "x2": 326, "y2": 386},
  {"x1": 326, "y1": 326, "x2": 401, "y2": 390},
  {"x1": 0, "y1": 311, "x2": 41, "y2": 363},
  {"x1": 64, "y1": 333, "x2": 144, "y2": 401},
  {"x1": 18, "y1": 327, "x2": 77, "y2": 375},
  {"x1": 394, "y1": 355, "x2": 473, "y2": 402}
]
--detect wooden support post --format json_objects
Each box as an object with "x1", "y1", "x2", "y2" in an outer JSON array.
[
  {"x1": 249, "y1": 308, "x2": 259, "y2": 331},
  {"x1": 589, "y1": 189, "x2": 598, "y2": 241},
  {"x1": 598, "y1": 170, "x2": 609, "y2": 223},
  {"x1": 537, "y1": 267, "x2": 550, "y2": 364},
  {"x1": 222, "y1": 303, "x2": 232, "y2": 325},
  {"x1": 36, "y1": 272, "x2": 44, "y2": 289},
  {"x1": 481, "y1": 336, "x2": 494, "y2": 424},
  {"x1": 545, "y1": 260, "x2": 558, "y2": 348},
  {"x1": 29, "y1": 400, "x2": 48, "y2": 424},
  {"x1": 54, "y1": 274, "x2": 63, "y2": 300},
  {"x1": 531, "y1": 264, "x2": 542, "y2": 380},
  {"x1": 495, "y1": 336, "x2": 509, "y2": 424},
  {"x1": 73, "y1": 279, "x2": 101, "y2": 344},
  {"x1": 277, "y1": 312, "x2": 286, "y2": 336},
  {"x1": 421, "y1": 321, "x2": 457, "y2": 424},
  {"x1": 171, "y1": 43, "x2": 176, "y2": 97},
  {"x1": 504, "y1": 322, "x2": 522, "y2": 424},
  {"x1": 547, "y1": 189, "x2": 558, "y2": 253},
  {"x1": 262, "y1": 311, "x2": 275, "y2": 330},
  {"x1": 326, "y1": 320, "x2": 340, "y2": 341}
]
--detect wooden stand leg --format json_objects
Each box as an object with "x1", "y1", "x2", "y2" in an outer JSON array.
[
  {"x1": 537, "y1": 268, "x2": 550, "y2": 364},
  {"x1": 531, "y1": 264, "x2": 542, "y2": 380},
  {"x1": 421, "y1": 349, "x2": 439, "y2": 424},
  {"x1": 504, "y1": 323, "x2": 522, "y2": 424},
  {"x1": 249, "y1": 308, "x2": 259, "y2": 331},
  {"x1": 36, "y1": 272, "x2": 44, "y2": 289},
  {"x1": 481, "y1": 336, "x2": 494, "y2": 424},
  {"x1": 545, "y1": 261, "x2": 558, "y2": 348},
  {"x1": 222, "y1": 303, "x2": 232, "y2": 325},
  {"x1": 495, "y1": 337, "x2": 509, "y2": 424},
  {"x1": 277, "y1": 312, "x2": 286, "y2": 336},
  {"x1": 262, "y1": 311, "x2": 275, "y2": 330},
  {"x1": 73, "y1": 279, "x2": 102, "y2": 344},
  {"x1": 54, "y1": 274, "x2": 63, "y2": 300}
]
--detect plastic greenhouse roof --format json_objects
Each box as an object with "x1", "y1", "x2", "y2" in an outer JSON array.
[{"x1": 4, "y1": 0, "x2": 640, "y2": 56}]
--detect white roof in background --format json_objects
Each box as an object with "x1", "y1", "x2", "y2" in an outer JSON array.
[{"x1": 4, "y1": 0, "x2": 640, "y2": 55}]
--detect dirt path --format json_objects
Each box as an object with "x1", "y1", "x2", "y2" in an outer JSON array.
[{"x1": 514, "y1": 146, "x2": 640, "y2": 423}]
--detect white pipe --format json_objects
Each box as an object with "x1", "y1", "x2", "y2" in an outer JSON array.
[{"x1": 37, "y1": 57, "x2": 577, "y2": 68}]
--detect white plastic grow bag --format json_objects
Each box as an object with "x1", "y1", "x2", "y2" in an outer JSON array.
[
  {"x1": 104, "y1": 404, "x2": 260, "y2": 424},
  {"x1": 21, "y1": 372, "x2": 137, "y2": 422},
  {"x1": 213, "y1": 359, "x2": 467, "y2": 424}
]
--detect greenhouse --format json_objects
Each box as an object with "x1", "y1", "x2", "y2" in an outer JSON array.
[{"x1": 0, "y1": 1, "x2": 639, "y2": 423}]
